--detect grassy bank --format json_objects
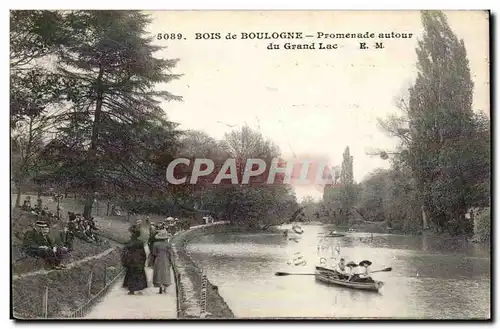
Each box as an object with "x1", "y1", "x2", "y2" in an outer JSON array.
[
  {"x1": 12, "y1": 208, "x2": 115, "y2": 275},
  {"x1": 11, "y1": 207, "x2": 125, "y2": 319},
  {"x1": 170, "y1": 223, "x2": 235, "y2": 319},
  {"x1": 12, "y1": 249, "x2": 123, "y2": 319},
  {"x1": 11, "y1": 196, "x2": 133, "y2": 319}
]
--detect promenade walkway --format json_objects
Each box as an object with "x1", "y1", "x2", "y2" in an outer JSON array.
[{"x1": 85, "y1": 245, "x2": 177, "y2": 319}]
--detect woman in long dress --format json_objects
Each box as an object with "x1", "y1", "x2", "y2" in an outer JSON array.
[
  {"x1": 151, "y1": 229, "x2": 172, "y2": 294},
  {"x1": 122, "y1": 229, "x2": 148, "y2": 295},
  {"x1": 147, "y1": 223, "x2": 157, "y2": 267}
]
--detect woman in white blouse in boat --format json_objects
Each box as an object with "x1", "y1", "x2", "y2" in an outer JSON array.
[{"x1": 348, "y1": 260, "x2": 374, "y2": 283}]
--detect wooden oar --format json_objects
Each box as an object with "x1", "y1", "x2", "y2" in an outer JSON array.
[
  {"x1": 275, "y1": 272, "x2": 315, "y2": 276},
  {"x1": 370, "y1": 267, "x2": 392, "y2": 273},
  {"x1": 275, "y1": 267, "x2": 392, "y2": 277}
]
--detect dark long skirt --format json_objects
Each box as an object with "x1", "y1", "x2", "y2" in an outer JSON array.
[
  {"x1": 122, "y1": 266, "x2": 148, "y2": 292},
  {"x1": 349, "y1": 274, "x2": 374, "y2": 283}
]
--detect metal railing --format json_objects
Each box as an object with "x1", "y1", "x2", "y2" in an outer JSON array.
[
  {"x1": 170, "y1": 247, "x2": 183, "y2": 319},
  {"x1": 67, "y1": 268, "x2": 125, "y2": 318},
  {"x1": 12, "y1": 262, "x2": 124, "y2": 319}
]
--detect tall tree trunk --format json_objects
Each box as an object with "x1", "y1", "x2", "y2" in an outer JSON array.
[
  {"x1": 15, "y1": 184, "x2": 22, "y2": 208},
  {"x1": 83, "y1": 194, "x2": 95, "y2": 219},
  {"x1": 14, "y1": 116, "x2": 34, "y2": 208},
  {"x1": 421, "y1": 205, "x2": 429, "y2": 230},
  {"x1": 37, "y1": 188, "x2": 42, "y2": 208},
  {"x1": 83, "y1": 67, "x2": 104, "y2": 219}
]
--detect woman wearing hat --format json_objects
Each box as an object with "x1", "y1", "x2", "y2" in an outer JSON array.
[
  {"x1": 122, "y1": 229, "x2": 148, "y2": 295},
  {"x1": 349, "y1": 260, "x2": 374, "y2": 282},
  {"x1": 147, "y1": 223, "x2": 158, "y2": 267},
  {"x1": 166, "y1": 220, "x2": 177, "y2": 236},
  {"x1": 151, "y1": 229, "x2": 172, "y2": 294}
]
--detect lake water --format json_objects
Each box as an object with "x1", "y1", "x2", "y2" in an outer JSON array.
[{"x1": 186, "y1": 224, "x2": 490, "y2": 319}]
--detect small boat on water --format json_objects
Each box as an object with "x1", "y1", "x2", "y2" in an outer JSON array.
[
  {"x1": 315, "y1": 266, "x2": 384, "y2": 292},
  {"x1": 325, "y1": 233, "x2": 345, "y2": 238},
  {"x1": 292, "y1": 225, "x2": 304, "y2": 234},
  {"x1": 325, "y1": 231, "x2": 345, "y2": 237}
]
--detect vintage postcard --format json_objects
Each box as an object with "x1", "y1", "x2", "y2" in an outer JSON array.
[{"x1": 10, "y1": 10, "x2": 490, "y2": 320}]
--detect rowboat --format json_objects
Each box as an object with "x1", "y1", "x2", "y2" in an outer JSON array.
[
  {"x1": 325, "y1": 233, "x2": 345, "y2": 238},
  {"x1": 292, "y1": 225, "x2": 304, "y2": 234},
  {"x1": 315, "y1": 266, "x2": 384, "y2": 292}
]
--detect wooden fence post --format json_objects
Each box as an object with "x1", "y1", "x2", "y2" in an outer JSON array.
[
  {"x1": 200, "y1": 272, "x2": 208, "y2": 317},
  {"x1": 104, "y1": 266, "x2": 107, "y2": 288},
  {"x1": 43, "y1": 286, "x2": 48, "y2": 318},
  {"x1": 88, "y1": 269, "x2": 94, "y2": 298}
]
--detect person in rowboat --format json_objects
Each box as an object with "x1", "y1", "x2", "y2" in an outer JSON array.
[
  {"x1": 345, "y1": 261, "x2": 358, "y2": 276},
  {"x1": 334, "y1": 258, "x2": 349, "y2": 280},
  {"x1": 349, "y1": 260, "x2": 374, "y2": 283}
]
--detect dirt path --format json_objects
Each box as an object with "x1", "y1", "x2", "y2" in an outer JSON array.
[
  {"x1": 13, "y1": 247, "x2": 117, "y2": 281},
  {"x1": 84, "y1": 245, "x2": 177, "y2": 319}
]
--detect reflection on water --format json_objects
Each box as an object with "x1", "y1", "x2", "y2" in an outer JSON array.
[{"x1": 187, "y1": 225, "x2": 490, "y2": 319}]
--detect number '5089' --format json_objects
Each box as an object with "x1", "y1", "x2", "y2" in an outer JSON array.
[{"x1": 157, "y1": 33, "x2": 184, "y2": 40}]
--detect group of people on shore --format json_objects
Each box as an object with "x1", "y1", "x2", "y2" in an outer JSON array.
[
  {"x1": 21, "y1": 196, "x2": 61, "y2": 223},
  {"x1": 67, "y1": 212, "x2": 100, "y2": 244},
  {"x1": 18, "y1": 194, "x2": 183, "y2": 282},
  {"x1": 121, "y1": 223, "x2": 173, "y2": 295},
  {"x1": 20, "y1": 196, "x2": 102, "y2": 270}
]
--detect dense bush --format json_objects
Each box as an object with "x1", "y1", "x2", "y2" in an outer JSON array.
[{"x1": 473, "y1": 208, "x2": 490, "y2": 243}]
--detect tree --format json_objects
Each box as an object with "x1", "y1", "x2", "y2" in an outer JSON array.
[
  {"x1": 11, "y1": 110, "x2": 56, "y2": 207},
  {"x1": 322, "y1": 163, "x2": 344, "y2": 224},
  {"x1": 355, "y1": 166, "x2": 423, "y2": 234},
  {"x1": 298, "y1": 196, "x2": 322, "y2": 221},
  {"x1": 472, "y1": 208, "x2": 490, "y2": 243},
  {"x1": 10, "y1": 11, "x2": 68, "y2": 205},
  {"x1": 378, "y1": 11, "x2": 490, "y2": 235},
  {"x1": 208, "y1": 125, "x2": 296, "y2": 228},
  {"x1": 175, "y1": 131, "x2": 228, "y2": 214},
  {"x1": 357, "y1": 169, "x2": 389, "y2": 222},
  {"x1": 52, "y1": 11, "x2": 182, "y2": 218},
  {"x1": 339, "y1": 146, "x2": 356, "y2": 224},
  {"x1": 10, "y1": 10, "x2": 68, "y2": 70}
]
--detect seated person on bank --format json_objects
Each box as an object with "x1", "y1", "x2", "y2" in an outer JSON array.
[
  {"x1": 59, "y1": 224, "x2": 75, "y2": 251},
  {"x1": 84, "y1": 223, "x2": 99, "y2": 243},
  {"x1": 22, "y1": 221, "x2": 68, "y2": 270},
  {"x1": 41, "y1": 205, "x2": 49, "y2": 216},
  {"x1": 348, "y1": 260, "x2": 374, "y2": 283},
  {"x1": 68, "y1": 211, "x2": 77, "y2": 222},
  {"x1": 21, "y1": 196, "x2": 32, "y2": 211},
  {"x1": 32, "y1": 197, "x2": 43, "y2": 213},
  {"x1": 74, "y1": 222, "x2": 96, "y2": 243},
  {"x1": 88, "y1": 217, "x2": 98, "y2": 230}
]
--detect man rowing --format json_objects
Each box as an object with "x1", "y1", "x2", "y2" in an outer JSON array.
[{"x1": 334, "y1": 258, "x2": 349, "y2": 279}]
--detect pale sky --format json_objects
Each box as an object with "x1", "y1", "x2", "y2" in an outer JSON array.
[{"x1": 144, "y1": 11, "x2": 489, "y2": 201}]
